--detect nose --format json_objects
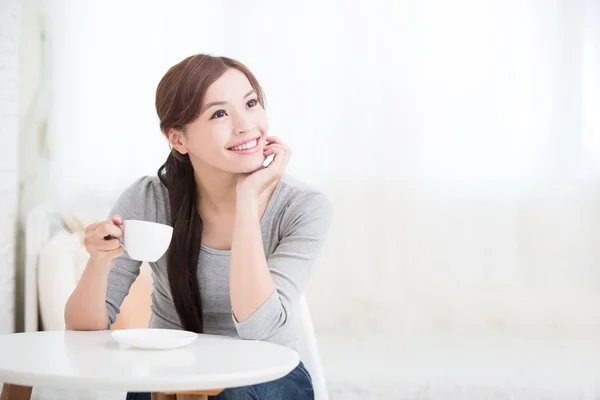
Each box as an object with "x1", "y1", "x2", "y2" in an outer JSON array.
[{"x1": 232, "y1": 113, "x2": 255, "y2": 135}]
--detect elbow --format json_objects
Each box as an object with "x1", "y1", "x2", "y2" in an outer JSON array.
[
  {"x1": 237, "y1": 329, "x2": 271, "y2": 341},
  {"x1": 237, "y1": 329, "x2": 276, "y2": 341},
  {"x1": 65, "y1": 317, "x2": 109, "y2": 331},
  {"x1": 236, "y1": 309, "x2": 290, "y2": 341},
  {"x1": 233, "y1": 291, "x2": 294, "y2": 340},
  {"x1": 64, "y1": 299, "x2": 110, "y2": 331},
  {"x1": 64, "y1": 315, "x2": 108, "y2": 331},
  {"x1": 64, "y1": 298, "x2": 79, "y2": 330}
]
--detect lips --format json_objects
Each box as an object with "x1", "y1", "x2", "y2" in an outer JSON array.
[{"x1": 227, "y1": 137, "x2": 260, "y2": 151}]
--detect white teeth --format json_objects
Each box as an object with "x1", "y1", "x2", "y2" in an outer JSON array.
[{"x1": 231, "y1": 139, "x2": 257, "y2": 151}]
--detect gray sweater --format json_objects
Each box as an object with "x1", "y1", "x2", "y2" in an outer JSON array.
[{"x1": 105, "y1": 174, "x2": 333, "y2": 349}]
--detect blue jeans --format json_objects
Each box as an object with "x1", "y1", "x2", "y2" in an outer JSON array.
[{"x1": 126, "y1": 361, "x2": 313, "y2": 400}]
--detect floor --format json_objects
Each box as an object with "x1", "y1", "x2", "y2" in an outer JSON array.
[{"x1": 318, "y1": 333, "x2": 600, "y2": 399}]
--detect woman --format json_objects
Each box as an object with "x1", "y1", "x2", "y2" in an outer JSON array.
[{"x1": 64, "y1": 54, "x2": 333, "y2": 400}]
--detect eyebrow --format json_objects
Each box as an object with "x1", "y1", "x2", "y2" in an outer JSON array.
[{"x1": 201, "y1": 90, "x2": 256, "y2": 113}]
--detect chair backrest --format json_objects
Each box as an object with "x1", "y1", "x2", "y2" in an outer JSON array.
[{"x1": 296, "y1": 295, "x2": 329, "y2": 400}]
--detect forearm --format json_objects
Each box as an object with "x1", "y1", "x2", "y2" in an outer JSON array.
[
  {"x1": 64, "y1": 259, "x2": 110, "y2": 330},
  {"x1": 230, "y1": 194, "x2": 276, "y2": 323}
]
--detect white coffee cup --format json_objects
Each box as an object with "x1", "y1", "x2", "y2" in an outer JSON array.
[{"x1": 122, "y1": 220, "x2": 173, "y2": 262}]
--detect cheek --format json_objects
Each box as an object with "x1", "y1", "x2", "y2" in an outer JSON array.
[
  {"x1": 188, "y1": 125, "x2": 228, "y2": 153},
  {"x1": 256, "y1": 111, "x2": 269, "y2": 134}
]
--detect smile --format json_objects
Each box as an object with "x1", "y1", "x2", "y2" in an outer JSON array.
[{"x1": 227, "y1": 137, "x2": 261, "y2": 153}]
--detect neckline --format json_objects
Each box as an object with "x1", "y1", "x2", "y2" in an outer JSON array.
[{"x1": 200, "y1": 175, "x2": 286, "y2": 255}]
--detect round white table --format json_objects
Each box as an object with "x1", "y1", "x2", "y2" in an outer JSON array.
[{"x1": 0, "y1": 330, "x2": 300, "y2": 399}]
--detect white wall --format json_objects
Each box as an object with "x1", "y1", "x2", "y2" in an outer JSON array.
[{"x1": 0, "y1": 0, "x2": 23, "y2": 334}]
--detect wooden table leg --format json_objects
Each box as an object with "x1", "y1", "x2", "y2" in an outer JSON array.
[
  {"x1": 152, "y1": 393, "x2": 176, "y2": 400},
  {"x1": 176, "y1": 395, "x2": 208, "y2": 400},
  {"x1": 1, "y1": 384, "x2": 32, "y2": 400}
]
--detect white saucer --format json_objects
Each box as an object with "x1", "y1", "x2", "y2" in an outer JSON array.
[{"x1": 111, "y1": 329, "x2": 198, "y2": 350}]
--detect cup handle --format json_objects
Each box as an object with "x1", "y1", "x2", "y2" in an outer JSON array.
[{"x1": 103, "y1": 224, "x2": 126, "y2": 252}]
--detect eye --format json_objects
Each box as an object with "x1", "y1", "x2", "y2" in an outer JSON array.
[
  {"x1": 211, "y1": 110, "x2": 228, "y2": 119},
  {"x1": 247, "y1": 99, "x2": 258, "y2": 108}
]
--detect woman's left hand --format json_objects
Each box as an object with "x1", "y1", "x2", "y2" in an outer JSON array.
[{"x1": 236, "y1": 136, "x2": 291, "y2": 199}]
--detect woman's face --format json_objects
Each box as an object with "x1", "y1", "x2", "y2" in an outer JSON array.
[{"x1": 170, "y1": 68, "x2": 268, "y2": 175}]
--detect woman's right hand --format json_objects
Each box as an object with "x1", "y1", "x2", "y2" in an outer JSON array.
[{"x1": 83, "y1": 214, "x2": 124, "y2": 267}]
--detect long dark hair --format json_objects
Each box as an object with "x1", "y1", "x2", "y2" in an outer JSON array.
[{"x1": 155, "y1": 54, "x2": 266, "y2": 333}]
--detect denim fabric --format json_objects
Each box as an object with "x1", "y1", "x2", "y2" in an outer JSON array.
[{"x1": 126, "y1": 361, "x2": 313, "y2": 400}]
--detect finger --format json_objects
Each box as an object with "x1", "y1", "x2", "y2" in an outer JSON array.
[
  {"x1": 106, "y1": 246, "x2": 124, "y2": 259},
  {"x1": 265, "y1": 136, "x2": 290, "y2": 150},
  {"x1": 265, "y1": 147, "x2": 290, "y2": 167},
  {"x1": 96, "y1": 246, "x2": 124, "y2": 264},
  {"x1": 267, "y1": 147, "x2": 289, "y2": 170},
  {"x1": 265, "y1": 136, "x2": 288, "y2": 147},
  {"x1": 90, "y1": 238, "x2": 122, "y2": 252},
  {"x1": 276, "y1": 144, "x2": 292, "y2": 165},
  {"x1": 263, "y1": 147, "x2": 274, "y2": 156},
  {"x1": 263, "y1": 143, "x2": 286, "y2": 156},
  {"x1": 265, "y1": 145, "x2": 291, "y2": 159},
  {"x1": 94, "y1": 223, "x2": 123, "y2": 239},
  {"x1": 85, "y1": 215, "x2": 122, "y2": 235},
  {"x1": 266, "y1": 145, "x2": 286, "y2": 156},
  {"x1": 85, "y1": 222, "x2": 104, "y2": 234},
  {"x1": 84, "y1": 234, "x2": 121, "y2": 252}
]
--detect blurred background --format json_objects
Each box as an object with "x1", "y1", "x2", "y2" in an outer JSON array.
[{"x1": 2, "y1": 0, "x2": 600, "y2": 398}]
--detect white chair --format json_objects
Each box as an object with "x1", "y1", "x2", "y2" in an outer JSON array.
[
  {"x1": 26, "y1": 204, "x2": 330, "y2": 399},
  {"x1": 296, "y1": 295, "x2": 329, "y2": 400}
]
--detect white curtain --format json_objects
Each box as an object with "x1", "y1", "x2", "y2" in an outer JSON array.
[{"x1": 40, "y1": 0, "x2": 600, "y2": 336}]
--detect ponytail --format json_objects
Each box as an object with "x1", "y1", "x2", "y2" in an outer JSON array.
[{"x1": 158, "y1": 151, "x2": 204, "y2": 333}]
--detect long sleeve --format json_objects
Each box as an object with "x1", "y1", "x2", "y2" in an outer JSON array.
[
  {"x1": 105, "y1": 176, "x2": 164, "y2": 326},
  {"x1": 233, "y1": 190, "x2": 333, "y2": 340}
]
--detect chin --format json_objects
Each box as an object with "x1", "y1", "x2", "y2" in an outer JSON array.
[{"x1": 233, "y1": 157, "x2": 266, "y2": 174}]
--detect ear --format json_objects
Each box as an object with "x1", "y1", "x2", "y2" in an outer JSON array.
[{"x1": 167, "y1": 128, "x2": 189, "y2": 155}]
